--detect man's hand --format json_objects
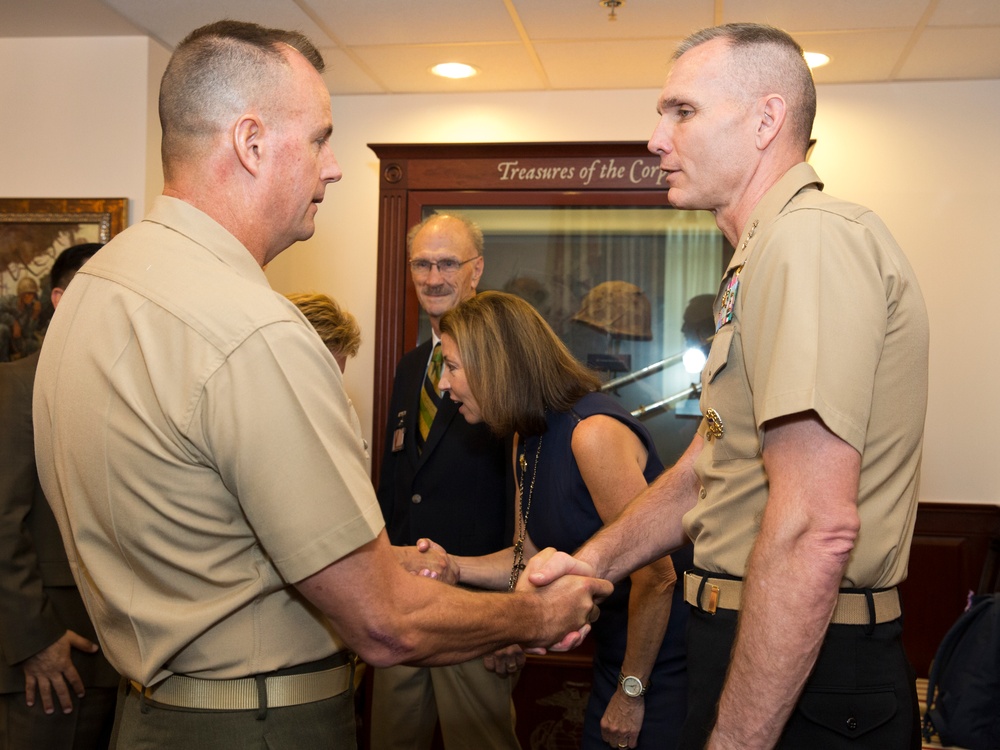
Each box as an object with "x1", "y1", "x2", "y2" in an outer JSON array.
[
  {"x1": 392, "y1": 539, "x2": 459, "y2": 584},
  {"x1": 22, "y1": 630, "x2": 98, "y2": 715},
  {"x1": 483, "y1": 644, "x2": 525, "y2": 676},
  {"x1": 524, "y1": 547, "x2": 596, "y2": 588},
  {"x1": 516, "y1": 547, "x2": 608, "y2": 652}
]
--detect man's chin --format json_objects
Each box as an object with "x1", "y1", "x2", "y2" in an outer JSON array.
[
  {"x1": 421, "y1": 299, "x2": 454, "y2": 318},
  {"x1": 665, "y1": 186, "x2": 686, "y2": 209}
]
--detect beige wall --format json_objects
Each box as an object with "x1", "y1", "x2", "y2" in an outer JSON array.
[
  {"x1": 3, "y1": 36, "x2": 997, "y2": 505},
  {"x1": 0, "y1": 36, "x2": 166, "y2": 222}
]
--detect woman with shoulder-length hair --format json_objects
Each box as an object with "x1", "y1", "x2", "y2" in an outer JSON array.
[{"x1": 434, "y1": 290, "x2": 690, "y2": 750}]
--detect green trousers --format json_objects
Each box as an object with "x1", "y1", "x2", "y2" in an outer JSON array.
[{"x1": 109, "y1": 677, "x2": 358, "y2": 749}]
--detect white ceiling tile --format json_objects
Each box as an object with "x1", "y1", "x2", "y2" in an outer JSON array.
[
  {"x1": 897, "y1": 27, "x2": 1000, "y2": 80},
  {"x1": 0, "y1": 0, "x2": 996, "y2": 92},
  {"x1": 0, "y1": 0, "x2": 143, "y2": 36},
  {"x1": 512, "y1": 0, "x2": 713, "y2": 41},
  {"x1": 301, "y1": 0, "x2": 521, "y2": 46},
  {"x1": 929, "y1": 0, "x2": 1000, "y2": 27},
  {"x1": 350, "y1": 43, "x2": 547, "y2": 93},
  {"x1": 723, "y1": 0, "x2": 929, "y2": 31},
  {"x1": 793, "y1": 30, "x2": 914, "y2": 84},
  {"x1": 100, "y1": 0, "x2": 339, "y2": 48},
  {"x1": 319, "y1": 48, "x2": 386, "y2": 95},
  {"x1": 534, "y1": 39, "x2": 677, "y2": 89}
]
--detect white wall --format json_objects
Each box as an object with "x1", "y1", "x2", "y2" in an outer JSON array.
[
  {"x1": 0, "y1": 36, "x2": 166, "y2": 222},
  {"x1": 807, "y1": 81, "x2": 1000, "y2": 506},
  {"x1": 3, "y1": 35, "x2": 997, "y2": 504}
]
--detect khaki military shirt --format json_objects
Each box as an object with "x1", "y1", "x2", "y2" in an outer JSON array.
[
  {"x1": 34, "y1": 197, "x2": 383, "y2": 686},
  {"x1": 685, "y1": 163, "x2": 929, "y2": 589}
]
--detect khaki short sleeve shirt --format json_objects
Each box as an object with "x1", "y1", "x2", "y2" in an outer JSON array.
[
  {"x1": 34, "y1": 197, "x2": 383, "y2": 686},
  {"x1": 685, "y1": 164, "x2": 929, "y2": 589}
]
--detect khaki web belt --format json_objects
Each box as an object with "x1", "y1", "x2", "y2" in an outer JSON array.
[{"x1": 683, "y1": 570, "x2": 902, "y2": 625}]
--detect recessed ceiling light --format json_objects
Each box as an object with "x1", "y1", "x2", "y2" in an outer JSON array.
[
  {"x1": 430, "y1": 62, "x2": 479, "y2": 79},
  {"x1": 804, "y1": 51, "x2": 831, "y2": 70}
]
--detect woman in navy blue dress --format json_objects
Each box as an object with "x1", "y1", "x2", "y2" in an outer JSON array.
[{"x1": 431, "y1": 291, "x2": 690, "y2": 750}]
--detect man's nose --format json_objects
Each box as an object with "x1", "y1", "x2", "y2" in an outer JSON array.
[
  {"x1": 323, "y1": 150, "x2": 343, "y2": 184},
  {"x1": 426, "y1": 262, "x2": 447, "y2": 283},
  {"x1": 647, "y1": 119, "x2": 673, "y2": 157}
]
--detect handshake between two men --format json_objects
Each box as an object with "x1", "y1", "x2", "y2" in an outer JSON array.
[{"x1": 393, "y1": 538, "x2": 602, "y2": 663}]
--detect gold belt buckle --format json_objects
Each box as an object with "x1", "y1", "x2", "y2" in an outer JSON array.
[{"x1": 705, "y1": 583, "x2": 719, "y2": 614}]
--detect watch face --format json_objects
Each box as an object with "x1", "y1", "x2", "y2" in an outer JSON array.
[{"x1": 622, "y1": 676, "x2": 643, "y2": 697}]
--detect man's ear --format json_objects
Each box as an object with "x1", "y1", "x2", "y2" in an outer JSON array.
[
  {"x1": 469, "y1": 256, "x2": 485, "y2": 289},
  {"x1": 756, "y1": 94, "x2": 787, "y2": 151},
  {"x1": 50, "y1": 287, "x2": 64, "y2": 309},
  {"x1": 233, "y1": 115, "x2": 264, "y2": 176}
]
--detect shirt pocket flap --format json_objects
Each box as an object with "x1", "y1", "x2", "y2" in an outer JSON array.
[{"x1": 704, "y1": 326, "x2": 734, "y2": 384}]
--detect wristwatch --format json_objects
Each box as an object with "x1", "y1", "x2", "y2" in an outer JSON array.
[{"x1": 618, "y1": 672, "x2": 648, "y2": 698}]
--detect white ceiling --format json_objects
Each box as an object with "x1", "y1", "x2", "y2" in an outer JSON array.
[{"x1": 3, "y1": 0, "x2": 999, "y2": 95}]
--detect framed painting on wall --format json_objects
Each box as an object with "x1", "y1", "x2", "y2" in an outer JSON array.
[{"x1": 0, "y1": 197, "x2": 127, "y2": 362}]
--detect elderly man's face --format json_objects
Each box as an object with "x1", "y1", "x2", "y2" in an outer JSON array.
[
  {"x1": 647, "y1": 37, "x2": 757, "y2": 215},
  {"x1": 409, "y1": 218, "x2": 483, "y2": 327}
]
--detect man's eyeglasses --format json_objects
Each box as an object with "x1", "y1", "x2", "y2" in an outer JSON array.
[{"x1": 408, "y1": 256, "x2": 480, "y2": 278}]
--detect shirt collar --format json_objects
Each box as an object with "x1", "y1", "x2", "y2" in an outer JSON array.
[
  {"x1": 725, "y1": 162, "x2": 824, "y2": 274},
  {"x1": 145, "y1": 196, "x2": 271, "y2": 289}
]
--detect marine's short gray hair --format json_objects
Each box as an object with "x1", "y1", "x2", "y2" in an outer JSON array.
[
  {"x1": 159, "y1": 20, "x2": 325, "y2": 177},
  {"x1": 675, "y1": 23, "x2": 816, "y2": 153}
]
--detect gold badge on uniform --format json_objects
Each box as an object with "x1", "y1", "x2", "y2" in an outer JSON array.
[{"x1": 705, "y1": 408, "x2": 724, "y2": 441}]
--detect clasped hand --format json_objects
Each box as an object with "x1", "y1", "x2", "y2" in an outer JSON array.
[
  {"x1": 393, "y1": 541, "x2": 607, "y2": 653},
  {"x1": 516, "y1": 547, "x2": 604, "y2": 652},
  {"x1": 393, "y1": 539, "x2": 459, "y2": 583}
]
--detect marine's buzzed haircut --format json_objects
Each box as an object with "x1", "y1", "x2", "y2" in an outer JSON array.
[
  {"x1": 159, "y1": 20, "x2": 326, "y2": 177},
  {"x1": 675, "y1": 23, "x2": 817, "y2": 154}
]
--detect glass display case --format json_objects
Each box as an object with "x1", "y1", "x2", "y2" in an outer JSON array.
[{"x1": 370, "y1": 142, "x2": 731, "y2": 476}]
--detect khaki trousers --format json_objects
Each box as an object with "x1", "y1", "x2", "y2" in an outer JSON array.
[{"x1": 370, "y1": 661, "x2": 520, "y2": 750}]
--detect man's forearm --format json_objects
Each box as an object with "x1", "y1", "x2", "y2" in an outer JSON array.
[
  {"x1": 297, "y1": 532, "x2": 611, "y2": 668},
  {"x1": 577, "y1": 434, "x2": 702, "y2": 582},
  {"x1": 708, "y1": 525, "x2": 849, "y2": 748},
  {"x1": 709, "y1": 414, "x2": 861, "y2": 749}
]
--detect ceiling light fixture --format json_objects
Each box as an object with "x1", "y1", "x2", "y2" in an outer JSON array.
[
  {"x1": 599, "y1": 0, "x2": 624, "y2": 22},
  {"x1": 804, "y1": 51, "x2": 831, "y2": 70},
  {"x1": 430, "y1": 62, "x2": 479, "y2": 79}
]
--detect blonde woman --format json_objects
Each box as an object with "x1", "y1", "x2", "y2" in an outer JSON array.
[{"x1": 286, "y1": 292, "x2": 360, "y2": 373}]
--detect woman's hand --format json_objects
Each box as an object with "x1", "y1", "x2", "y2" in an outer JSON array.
[
  {"x1": 392, "y1": 539, "x2": 459, "y2": 584},
  {"x1": 601, "y1": 690, "x2": 644, "y2": 749}
]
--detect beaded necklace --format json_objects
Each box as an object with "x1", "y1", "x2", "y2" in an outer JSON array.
[{"x1": 508, "y1": 435, "x2": 543, "y2": 591}]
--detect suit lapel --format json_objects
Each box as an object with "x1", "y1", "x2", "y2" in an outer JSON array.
[{"x1": 418, "y1": 395, "x2": 459, "y2": 464}]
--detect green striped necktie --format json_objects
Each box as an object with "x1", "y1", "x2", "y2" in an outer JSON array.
[{"x1": 417, "y1": 342, "x2": 443, "y2": 451}]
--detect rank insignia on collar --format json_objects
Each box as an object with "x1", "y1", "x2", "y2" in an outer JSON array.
[{"x1": 705, "y1": 408, "x2": 724, "y2": 440}]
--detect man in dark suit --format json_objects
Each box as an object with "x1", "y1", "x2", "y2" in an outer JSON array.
[
  {"x1": 0, "y1": 243, "x2": 118, "y2": 749},
  {"x1": 372, "y1": 214, "x2": 520, "y2": 750}
]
